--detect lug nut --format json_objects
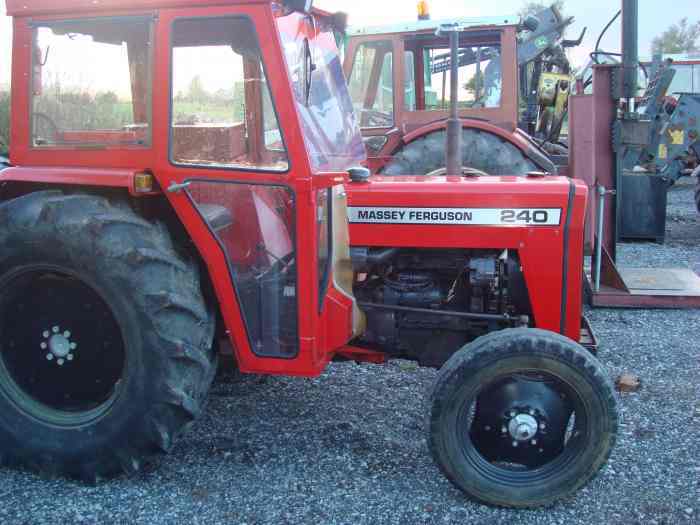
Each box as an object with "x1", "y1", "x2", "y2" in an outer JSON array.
[
  {"x1": 512, "y1": 441, "x2": 518, "y2": 447},
  {"x1": 531, "y1": 439, "x2": 537, "y2": 445},
  {"x1": 484, "y1": 425, "x2": 491, "y2": 431},
  {"x1": 46, "y1": 353, "x2": 53, "y2": 361}
]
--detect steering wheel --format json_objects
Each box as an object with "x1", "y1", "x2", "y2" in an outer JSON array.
[
  {"x1": 361, "y1": 109, "x2": 393, "y2": 128},
  {"x1": 32, "y1": 112, "x2": 59, "y2": 145}
]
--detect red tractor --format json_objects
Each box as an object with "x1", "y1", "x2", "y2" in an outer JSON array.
[{"x1": 0, "y1": 0, "x2": 617, "y2": 508}]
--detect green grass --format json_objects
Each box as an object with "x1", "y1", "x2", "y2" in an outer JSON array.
[
  {"x1": 172, "y1": 100, "x2": 243, "y2": 124},
  {"x1": 0, "y1": 91, "x2": 9, "y2": 151}
]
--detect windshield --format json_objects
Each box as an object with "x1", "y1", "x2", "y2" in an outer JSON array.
[{"x1": 276, "y1": 12, "x2": 366, "y2": 173}]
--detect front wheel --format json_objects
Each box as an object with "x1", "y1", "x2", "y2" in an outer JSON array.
[{"x1": 429, "y1": 328, "x2": 618, "y2": 508}]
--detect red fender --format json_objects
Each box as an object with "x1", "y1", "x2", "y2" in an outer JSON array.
[{"x1": 0, "y1": 166, "x2": 156, "y2": 196}]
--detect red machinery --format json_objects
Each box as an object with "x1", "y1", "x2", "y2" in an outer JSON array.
[{"x1": 0, "y1": 0, "x2": 616, "y2": 508}]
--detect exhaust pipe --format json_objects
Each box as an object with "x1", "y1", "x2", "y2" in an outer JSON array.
[{"x1": 437, "y1": 23, "x2": 462, "y2": 176}]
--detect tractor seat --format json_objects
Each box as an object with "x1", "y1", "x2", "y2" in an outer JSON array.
[{"x1": 199, "y1": 204, "x2": 234, "y2": 232}]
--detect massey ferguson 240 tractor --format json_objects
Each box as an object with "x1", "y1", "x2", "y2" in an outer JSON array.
[{"x1": 0, "y1": 0, "x2": 617, "y2": 508}]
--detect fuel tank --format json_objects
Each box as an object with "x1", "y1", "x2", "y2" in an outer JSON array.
[{"x1": 346, "y1": 175, "x2": 588, "y2": 341}]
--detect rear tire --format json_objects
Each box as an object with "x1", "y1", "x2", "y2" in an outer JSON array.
[
  {"x1": 381, "y1": 128, "x2": 539, "y2": 176},
  {"x1": 429, "y1": 328, "x2": 618, "y2": 508},
  {"x1": 0, "y1": 191, "x2": 216, "y2": 481}
]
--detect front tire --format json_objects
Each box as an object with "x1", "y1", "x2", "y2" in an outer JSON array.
[
  {"x1": 0, "y1": 191, "x2": 216, "y2": 481},
  {"x1": 429, "y1": 328, "x2": 618, "y2": 508}
]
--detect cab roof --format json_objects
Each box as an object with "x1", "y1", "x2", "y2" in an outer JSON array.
[
  {"x1": 347, "y1": 15, "x2": 520, "y2": 38},
  {"x1": 5, "y1": 0, "x2": 274, "y2": 17}
]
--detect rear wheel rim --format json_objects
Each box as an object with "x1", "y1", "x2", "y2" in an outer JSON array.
[{"x1": 0, "y1": 266, "x2": 126, "y2": 426}]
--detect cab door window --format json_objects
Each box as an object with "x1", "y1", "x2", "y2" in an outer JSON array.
[
  {"x1": 171, "y1": 17, "x2": 288, "y2": 171},
  {"x1": 171, "y1": 17, "x2": 297, "y2": 358}
]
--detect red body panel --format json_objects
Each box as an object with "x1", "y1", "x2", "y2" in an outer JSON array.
[{"x1": 346, "y1": 175, "x2": 588, "y2": 340}]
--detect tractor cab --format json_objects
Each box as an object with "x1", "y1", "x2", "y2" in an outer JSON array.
[
  {"x1": 5, "y1": 0, "x2": 367, "y2": 376},
  {"x1": 344, "y1": 16, "x2": 520, "y2": 154},
  {"x1": 342, "y1": 6, "x2": 576, "y2": 174}
]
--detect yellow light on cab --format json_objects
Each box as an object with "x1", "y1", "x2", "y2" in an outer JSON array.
[{"x1": 417, "y1": 0, "x2": 430, "y2": 20}]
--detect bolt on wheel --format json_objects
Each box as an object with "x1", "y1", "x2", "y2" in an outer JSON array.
[{"x1": 0, "y1": 267, "x2": 126, "y2": 425}]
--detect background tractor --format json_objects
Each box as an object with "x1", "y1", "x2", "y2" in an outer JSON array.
[
  {"x1": 0, "y1": 0, "x2": 617, "y2": 509},
  {"x1": 342, "y1": 5, "x2": 581, "y2": 176}
]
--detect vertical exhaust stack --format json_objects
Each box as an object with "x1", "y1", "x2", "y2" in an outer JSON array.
[
  {"x1": 620, "y1": 0, "x2": 639, "y2": 105},
  {"x1": 436, "y1": 24, "x2": 462, "y2": 177}
]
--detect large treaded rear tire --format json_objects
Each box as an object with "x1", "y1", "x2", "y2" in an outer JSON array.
[
  {"x1": 0, "y1": 191, "x2": 216, "y2": 481},
  {"x1": 429, "y1": 328, "x2": 618, "y2": 508},
  {"x1": 381, "y1": 128, "x2": 539, "y2": 176}
]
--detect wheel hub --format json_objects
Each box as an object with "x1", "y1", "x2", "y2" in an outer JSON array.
[
  {"x1": 42, "y1": 325, "x2": 77, "y2": 366},
  {"x1": 0, "y1": 268, "x2": 125, "y2": 418},
  {"x1": 508, "y1": 413, "x2": 538, "y2": 442},
  {"x1": 469, "y1": 376, "x2": 574, "y2": 467}
]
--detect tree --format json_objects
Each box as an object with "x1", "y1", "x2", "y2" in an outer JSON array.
[
  {"x1": 183, "y1": 75, "x2": 210, "y2": 103},
  {"x1": 0, "y1": 91, "x2": 9, "y2": 152},
  {"x1": 651, "y1": 18, "x2": 700, "y2": 54},
  {"x1": 519, "y1": 1, "x2": 565, "y2": 18}
]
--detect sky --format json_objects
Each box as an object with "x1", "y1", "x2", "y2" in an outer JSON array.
[{"x1": 0, "y1": 0, "x2": 698, "y2": 89}]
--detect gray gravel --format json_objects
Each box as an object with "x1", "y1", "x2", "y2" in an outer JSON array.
[{"x1": 1, "y1": 182, "x2": 699, "y2": 524}]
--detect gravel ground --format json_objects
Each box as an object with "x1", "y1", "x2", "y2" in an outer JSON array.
[{"x1": 1, "y1": 182, "x2": 699, "y2": 525}]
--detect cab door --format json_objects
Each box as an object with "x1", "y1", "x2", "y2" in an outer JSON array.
[{"x1": 155, "y1": 6, "x2": 325, "y2": 376}]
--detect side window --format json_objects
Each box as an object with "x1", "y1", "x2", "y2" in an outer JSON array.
[
  {"x1": 171, "y1": 17, "x2": 288, "y2": 171},
  {"x1": 31, "y1": 17, "x2": 152, "y2": 148},
  {"x1": 404, "y1": 50, "x2": 416, "y2": 111},
  {"x1": 668, "y1": 64, "x2": 694, "y2": 95},
  {"x1": 348, "y1": 41, "x2": 394, "y2": 128},
  {"x1": 423, "y1": 45, "x2": 502, "y2": 109}
]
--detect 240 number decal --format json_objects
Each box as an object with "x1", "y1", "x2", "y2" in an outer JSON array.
[{"x1": 501, "y1": 209, "x2": 551, "y2": 224}]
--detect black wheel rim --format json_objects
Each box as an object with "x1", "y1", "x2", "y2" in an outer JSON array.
[
  {"x1": 456, "y1": 369, "x2": 589, "y2": 485},
  {"x1": 0, "y1": 266, "x2": 126, "y2": 426}
]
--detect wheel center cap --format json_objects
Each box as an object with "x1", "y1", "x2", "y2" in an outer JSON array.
[
  {"x1": 49, "y1": 334, "x2": 71, "y2": 357},
  {"x1": 508, "y1": 414, "x2": 538, "y2": 441}
]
